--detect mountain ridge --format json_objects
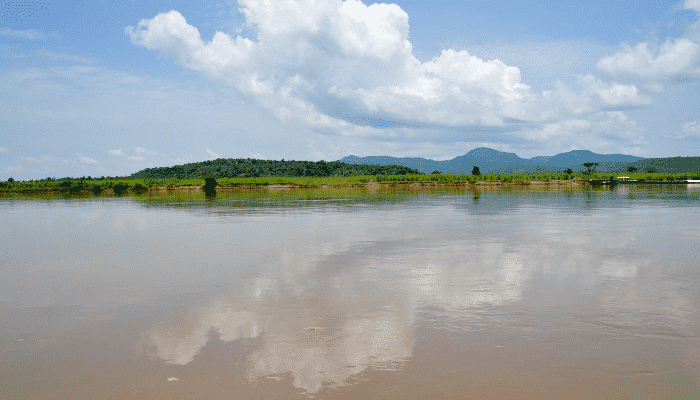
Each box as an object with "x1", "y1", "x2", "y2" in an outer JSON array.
[{"x1": 337, "y1": 147, "x2": 664, "y2": 174}]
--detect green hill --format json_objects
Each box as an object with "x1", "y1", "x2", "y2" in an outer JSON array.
[{"x1": 128, "y1": 158, "x2": 420, "y2": 179}]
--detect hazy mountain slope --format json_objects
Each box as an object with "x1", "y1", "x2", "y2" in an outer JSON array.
[
  {"x1": 340, "y1": 148, "x2": 642, "y2": 174},
  {"x1": 543, "y1": 150, "x2": 645, "y2": 168}
]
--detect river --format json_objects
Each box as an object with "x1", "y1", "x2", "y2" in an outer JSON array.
[{"x1": 1, "y1": 185, "x2": 699, "y2": 399}]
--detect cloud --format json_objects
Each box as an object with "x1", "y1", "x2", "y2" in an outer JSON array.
[
  {"x1": 597, "y1": 39, "x2": 700, "y2": 80},
  {"x1": 510, "y1": 111, "x2": 648, "y2": 155},
  {"x1": 682, "y1": 120, "x2": 700, "y2": 137},
  {"x1": 577, "y1": 75, "x2": 651, "y2": 107},
  {"x1": 206, "y1": 149, "x2": 220, "y2": 158},
  {"x1": 596, "y1": 2, "x2": 700, "y2": 80},
  {"x1": 37, "y1": 49, "x2": 96, "y2": 64},
  {"x1": 535, "y1": 76, "x2": 650, "y2": 123},
  {"x1": 108, "y1": 148, "x2": 154, "y2": 160},
  {"x1": 24, "y1": 156, "x2": 55, "y2": 163},
  {"x1": 0, "y1": 28, "x2": 57, "y2": 40},
  {"x1": 134, "y1": 147, "x2": 156, "y2": 155},
  {"x1": 686, "y1": 0, "x2": 700, "y2": 13},
  {"x1": 79, "y1": 155, "x2": 99, "y2": 165},
  {"x1": 542, "y1": 75, "x2": 651, "y2": 113},
  {"x1": 125, "y1": 3, "x2": 536, "y2": 131},
  {"x1": 0, "y1": 146, "x2": 8, "y2": 154},
  {"x1": 670, "y1": 120, "x2": 700, "y2": 139}
]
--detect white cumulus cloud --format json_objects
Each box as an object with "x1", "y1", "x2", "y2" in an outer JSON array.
[
  {"x1": 125, "y1": 2, "x2": 537, "y2": 131},
  {"x1": 108, "y1": 149, "x2": 124, "y2": 156},
  {"x1": 597, "y1": 39, "x2": 700, "y2": 80},
  {"x1": 596, "y1": 1, "x2": 700, "y2": 80},
  {"x1": 578, "y1": 75, "x2": 651, "y2": 107},
  {"x1": 511, "y1": 111, "x2": 647, "y2": 155}
]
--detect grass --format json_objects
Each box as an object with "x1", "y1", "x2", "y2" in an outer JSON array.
[{"x1": 2, "y1": 172, "x2": 699, "y2": 195}]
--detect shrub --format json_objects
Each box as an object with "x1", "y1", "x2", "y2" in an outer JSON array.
[
  {"x1": 113, "y1": 183, "x2": 129, "y2": 194},
  {"x1": 68, "y1": 182, "x2": 86, "y2": 193}
]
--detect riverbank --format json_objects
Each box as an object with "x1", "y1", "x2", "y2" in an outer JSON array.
[
  {"x1": 0, "y1": 179, "x2": 592, "y2": 198},
  {"x1": 7, "y1": 170, "x2": 700, "y2": 197}
]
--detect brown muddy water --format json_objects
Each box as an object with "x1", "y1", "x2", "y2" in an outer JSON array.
[{"x1": 1, "y1": 185, "x2": 700, "y2": 399}]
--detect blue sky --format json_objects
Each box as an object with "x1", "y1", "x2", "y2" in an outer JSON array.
[{"x1": 2, "y1": 0, "x2": 700, "y2": 180}]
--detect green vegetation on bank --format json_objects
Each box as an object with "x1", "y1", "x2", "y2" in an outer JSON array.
[
  {"x1": 2, "y1": 171, "x2": 700, "y2": 195},
  {"x1": 129, "y1": 158, "x2": 420, "y2": 179}
]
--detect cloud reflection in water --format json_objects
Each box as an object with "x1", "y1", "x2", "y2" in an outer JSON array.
[{"x1": 137, "y1": 277, "x2": 414, "y2": 394}]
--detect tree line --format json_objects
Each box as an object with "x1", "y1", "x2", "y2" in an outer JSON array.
[{"x1": 128, "y1": 158, "x2": 420, "y2": 179}]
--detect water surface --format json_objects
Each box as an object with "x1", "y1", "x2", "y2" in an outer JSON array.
[{"x1": 2, "y1": 186, "x2": 700, "y2": 399}]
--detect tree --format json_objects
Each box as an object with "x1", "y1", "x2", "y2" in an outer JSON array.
[
  {"x1": 203, "y1": 177, "x2": 217, "y2": 195},
  {"x1": 583, "y1": 162, "x2": 598, "y2": 174},
  {"x1": 431, "y1": 171, "x2": 442, "y2": 174},
  {"x1": 565, "y1": 168, "x2": 573, "y2": 174},
  {"x1": 646, "y1": 167, "x2": 656, "y2": 173},
  {"x1": 627, "y1": 166, "x2": 638, "y2": 173},
  {"x1": 7, "y1": 177, "x2": 14, "y2": 182},
  {"x1": 472, "y1": 166, "x2": 481, "y2": 176}
]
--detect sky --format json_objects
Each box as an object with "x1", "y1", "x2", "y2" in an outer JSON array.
[{"x1": 1, "y1": 0, "x2": 700, "y2": 180}]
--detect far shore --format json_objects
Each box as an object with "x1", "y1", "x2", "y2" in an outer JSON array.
[
  {"x1": 6, "y1": 171, "x2": 700, "y2": 198},
  {"x1": 0, "y1": 179, "x2": 594, "y2": 198}
]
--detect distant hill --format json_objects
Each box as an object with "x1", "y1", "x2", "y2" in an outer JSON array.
[
  {"x1": 542, "y1": 150, "x2": 644, "y2": 168},
  {"x1": 339, "y1": 147, "x2": 646, "y2": 174},
  {"x1": 340, "y1": 155, "x2": 445, "y2": 173},
  {"x1": 338, "y1": 148, "x2": 700, "y2": 174},
  {"x1": 129, "y1": 158, "x2": 420, "y2": 179}
]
